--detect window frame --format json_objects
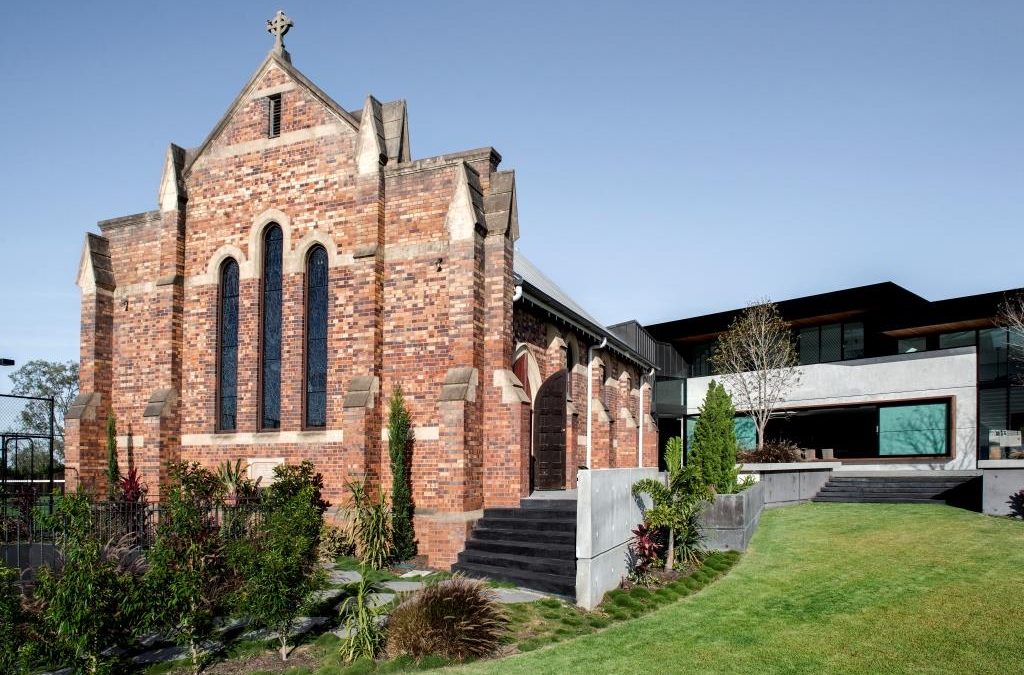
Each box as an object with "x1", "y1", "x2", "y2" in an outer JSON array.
[
  {"x1": 215, "y1": 257, "x2": 240, "y2": 433},
  {"x1": 258, "y1": 224, "x2": 284, "y2": 431},
  {"x1": 302, "y1": 244, "x2": 329, "y2": 430},
  {"x1": 268, "y1": 93, "x2": 282, "y2": 138}
]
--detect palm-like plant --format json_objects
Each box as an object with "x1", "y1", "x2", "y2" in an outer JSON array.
[{"x1": 632, "y1": 437, "x2": 711, "y2": 571}]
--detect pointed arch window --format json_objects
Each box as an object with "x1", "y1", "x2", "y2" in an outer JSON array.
[
  {"x1": 304, "y1": 245, "x2": 328, "y2": 428},
  {"x1": 217, "y1": 258, "x2": 239, "y2": 431},
  {"x1": 260, "y1": 225, "x2": 283, "y2": 430}
]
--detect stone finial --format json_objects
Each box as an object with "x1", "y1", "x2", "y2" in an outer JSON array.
[{"x1": 266, "y1": 10, "x2": 293, "y2": 53}]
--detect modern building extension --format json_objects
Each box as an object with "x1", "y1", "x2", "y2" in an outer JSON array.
[{"x1": 638, "y1": 282, "x2": 1024, "y2": 471}]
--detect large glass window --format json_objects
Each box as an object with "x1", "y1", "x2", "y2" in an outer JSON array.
[
  {"x1": 939, "y1": 330, "x2": 976, "y2": 349},
  {"x1": 217, "y1": 259, "x2": 239, "y2": 431},
  {"x1": 688, "y1": 341, "x2": 715, "y2": 377},
  {"x1": 798, "y1": 322, "x2": 865, "y2": 364},
  {"x1": 260, "y1": 225, "x2": 283, "y2": 430},
  {"x1": 978, "y1": 328, "x2": 1008, "y2": 383},
  {"x1": 304, "y1": 246, "x2": 328, "y2": 428},
  {"x1": 878, "y1": 403, "x2": 948, "y2": 456},
  {"x1": 898, "y1": 337, "x2": 927, "y2": 354}
]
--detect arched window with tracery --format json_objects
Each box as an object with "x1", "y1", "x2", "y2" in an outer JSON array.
[
  {"x1": 304, "y1": 245, "x2": 328, "y2": 428},
  {"x1": 260, "y1": 225, "x2": 283, "y2": 429},
  {"x1": 217, "y1": 258, "x2": 239, "y2": 431}
]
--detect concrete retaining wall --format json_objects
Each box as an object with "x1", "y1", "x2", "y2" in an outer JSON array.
[
  {"x1": 740, "y1": 462, "x2": 839, "y2": 508},
  {"x1": 575, "y1": 467, "x2": 660, "y2": 610},
  {"x1": 699, "y1": 480, "x2": 765, "y2": 551},
  {"x1": 979, "y1": 460, "x2": 1024, "y2": 516}
]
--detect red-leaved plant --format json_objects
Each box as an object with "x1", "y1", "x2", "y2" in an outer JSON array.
[
  {"x1": 629, "y1": 522, "x2": 663, "y2": 584},
  {"x1": 119, "y1": 466, "x2": 147, "y2": 503}
]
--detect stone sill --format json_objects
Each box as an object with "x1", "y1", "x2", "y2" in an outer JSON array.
[
  {"x1": 978, "y1": 460, "x2": 1024, "y2": 469},
  {"x1": 741, "y1": 462, "x2": 841, "y2": 472}
]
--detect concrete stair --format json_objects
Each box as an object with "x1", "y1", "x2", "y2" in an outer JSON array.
[
  {"x1": 812, "y1": 474, "x2": 981, "y2": 508},
  {"x1": 453, "y1": 497, "x2": 576, "y2": 598}
]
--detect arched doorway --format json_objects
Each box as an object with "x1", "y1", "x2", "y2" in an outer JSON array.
[{"x1": 533, "y1": 369, "x2": 567, "y2": 490}]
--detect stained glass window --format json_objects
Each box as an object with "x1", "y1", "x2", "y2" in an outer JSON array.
[
  {"x1": 261, "y1": 226, "x2": 283, "y2": 429},
  {"x1": 217, "y1": 259, "x2": 239, "y2": 431},
  {"x1": 305, "y1": 246, "x2": 328, "y2": 428}
]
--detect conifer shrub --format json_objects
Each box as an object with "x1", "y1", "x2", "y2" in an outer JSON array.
[
  {"x1": 388, "y1": 386, "x2": 417, "y2": 561},
  {"x1": 689, "y1": 381, "x2": 740, "y2": 493},
  {"x1": 105, "y1": 413, "x2": 120, "y2": 502},
  {"x1": 385, "y1": 576, "x2": 507, "y2": 661}
]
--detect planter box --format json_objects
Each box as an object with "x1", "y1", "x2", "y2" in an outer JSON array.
[
  {"x1": 978, "y1": 460, "x2": 1024, "y2": 516},
  {"x1": 740, "y1": 462, "x2": 840, "y2": 508},
  {"x1": 699, "y1": 480, "x2": 764, "y2": 552}
]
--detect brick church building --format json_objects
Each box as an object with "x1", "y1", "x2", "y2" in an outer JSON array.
[{"x1": 66, "y1": 14, "x2": 657, "y2": 567}]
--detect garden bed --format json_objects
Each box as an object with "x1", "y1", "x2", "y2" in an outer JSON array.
[{"x1": 698, "y1": 480, "x2": 764, "y2": 551}]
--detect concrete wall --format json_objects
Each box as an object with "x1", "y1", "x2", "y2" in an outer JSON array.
[
  {"x1": 740, "y1": 462, "x2": 839, "y2": 508},
  {"x1": 687, "y1": 347, "x2": 978, "y2": 471},
  {"x1": 979, "y1": 460, "x2": 1024, "y2": 515},
  {"x1": 575, "y1": 467, "x2": 659, "y2": 610},
  {"x1": 699, "y1": 480, "x2": 765, "y2": 551}
]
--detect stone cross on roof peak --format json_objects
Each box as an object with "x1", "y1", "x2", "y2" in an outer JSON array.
[{"x1": 266, "y1": 10, "x2": 293, "y2": 54}]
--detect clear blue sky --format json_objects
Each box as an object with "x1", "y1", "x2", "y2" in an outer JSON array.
[{"x1": 1, "y1": 1, "x2": 1022, "y2": 392}]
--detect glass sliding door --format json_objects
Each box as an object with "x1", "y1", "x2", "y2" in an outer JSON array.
[{"x1": 878, "y1": 402, "x2": 949, "y2": 456}]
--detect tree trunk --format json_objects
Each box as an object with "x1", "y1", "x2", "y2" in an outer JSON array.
[
  {"x1": 190, "y1": 640, "x2": 201, "y2": 675},
  {"x1": 665, "y1": 526, "x2": 675, "y2": 572},
  {"x1": 280, "y1": 635, "x2": 289, "y2": 661}
]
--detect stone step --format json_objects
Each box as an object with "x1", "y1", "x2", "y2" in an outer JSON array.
[
  {"x1": 812, "y1": 496, "x2": 947, "y2": 504},
  {"x1": 476, "y1": 516, "x2": 577, "y2": 533},
  {"x1": 519, "y1": 498, "x2": 578, "y2": 511},
  {"x1": 464, "y1": 537, "x2": 576, "y2": 560},
  {"x1": 483, "y1": 506, "x2": 577, "y2": 521},
  {"x1": 471, "y1": 525, "x2": 576, "y2": 544},
  {"x1": 451, "y1": 561, "x2": 575, "y2": 597},
  {"x1": 457, "y1": 549, "x2": 577, "y2": 577}
]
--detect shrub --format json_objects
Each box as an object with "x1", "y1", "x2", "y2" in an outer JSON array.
[
  {"x1": 336, "y1": 576, "x2": 387, "y2": 663},
  {"x1": 738, "y1": 439, "x2": 802, "y2": 464},
  {"x1": 233, "y1": 461, "x2": 327, "y2": 661},
  {"x1": 627, "y1": 523, "x2": 662, "y2": 585},
  {"x1": 689, "y1": 381, "x2": 740, "y2": 493},
  {"x1": 34, "y1": 491, "x2": 145, "y2": 674},
  {"x1": 0, "y1": 564, "x2": 26, "y2": 674},
  {"x1": 216, "y1": 458, "x2": 262, "y2": 505},
  {"x1": 144, "y1": 462, "x2": 229, "y2": 675},
  {"x1": 385, "y1": 576, "x2": 506, "y2": 661},
  {"x1": 388, "y1": 386, "x2": 417, "y2": 561},
  {"x1": 1009, "y1": 489, "x2": 1024, "y2": 519},
  {"x1": 346, "y1": 478, "x2": 393, "y2": 570},
  {"x1": 319, "y1": 521, "x2": 356, "y2": 562}
]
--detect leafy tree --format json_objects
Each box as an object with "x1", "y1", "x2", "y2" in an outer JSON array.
[
  {"x1": 7, "y1": 359, "x2": 78, "y2": 463},
  {"x1": 388, "y1": 386, "x2": 416, "y2": 561},
  {"x1": 144, "y1": 463, "x2": 228, "y2": 675},
  {"x1": 711, "y1": 299, "x2": 801, "y2": 451},
  {"x1": 689, "y1": 380, "x2": 740, "y2": 494},
  {"x1": 34, "y1": 492, "x2": 144, "y2": 674},
  {"x1": 998, "y1": 292, "x2": 1024, "y2": 382},
  {"x1": 233, "y1": 461, "x2": 327, "y2": 661},
  {"x1": 105, "y1": 413, "x2": 120, "y2": 501},
  {"x1": 0, "y1": 563, "x2": 28, "y2": 674},
  {"x1": 632, "y1": 438, "x2": 711, "y2": 571}
]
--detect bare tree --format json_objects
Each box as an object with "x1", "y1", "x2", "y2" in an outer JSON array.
[
  {"x1": 998, "y1": 292, "x2": 1024, "y2": 372},
  {"x1": 710, "y1": 299, "x2": 801, "y2": 451}
]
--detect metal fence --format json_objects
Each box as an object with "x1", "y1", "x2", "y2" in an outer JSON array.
[
  {"x1": 0, "y1": 394, "x2": 62, "y2": 497},
  {"x1": 0, "y1": 494, "x2": 266, "y2": 577}
]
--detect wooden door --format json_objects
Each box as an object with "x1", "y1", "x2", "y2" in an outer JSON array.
[{"x1": 533, "y1": 369, "x2": 567, "y2": 490}]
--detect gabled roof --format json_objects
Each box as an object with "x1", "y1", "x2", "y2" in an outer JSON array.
[
  {"x1": 514, "y1": 253, "x2": 653, "y2": 368},
  {"x1": 183, "y1": 49, "x2": 359, "y2": 176}
]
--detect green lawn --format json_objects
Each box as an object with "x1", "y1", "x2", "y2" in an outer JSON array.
[{"x1": 451, "y1": 503, "x2": 1024, "y2": 675}]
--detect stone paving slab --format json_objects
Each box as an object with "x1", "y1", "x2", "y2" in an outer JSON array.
[
  {"x1": 312, "y1": 586, "x2": 345, "y2": 605},
  {"x1": 399, "y1": 569, "x2": 434, "y2": 578},
  {"x1": 492, "y1": 587, "x2": 548, "y2": 604},
  {"x1": 335, "y1": 591, "x2": 394, "y2": 613},
  {"x1": 241, "y1": 616, "x2": 328, "y2": 643},
  {"x1": 381, "y1": 580, "x2": 425, "y2": 592},
  {"x1": 329, "y1": 569, "x2": 363, "y2": 585}
]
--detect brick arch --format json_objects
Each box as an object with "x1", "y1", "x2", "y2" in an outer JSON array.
[
  {"x1": 286, "y1": 229, "x2": 342, "y2": 274},
  {"x1": 192, "y1": 243, "x2": 247, "y2": 285},
  {"x1": 245, "y1": 208, "x2": 293, "y2": 279}
]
